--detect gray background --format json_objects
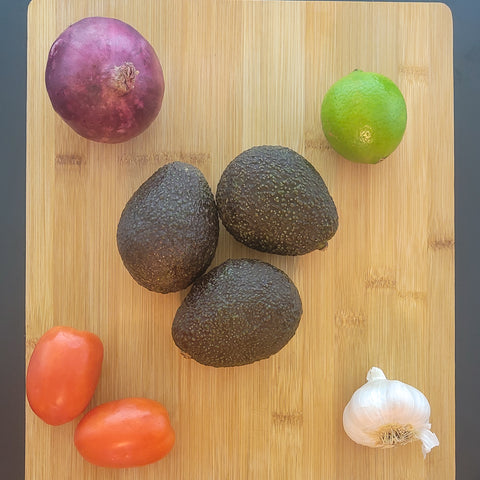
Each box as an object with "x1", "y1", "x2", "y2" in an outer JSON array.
[{"x1": 1, "y1": 0, "x2": 478, "y2": 478}]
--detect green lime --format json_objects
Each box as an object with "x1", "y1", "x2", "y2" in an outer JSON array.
[{"x1": 320, "y1": 70, "x2": 407, "y2": 164}]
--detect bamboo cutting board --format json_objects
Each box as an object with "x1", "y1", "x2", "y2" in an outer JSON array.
[{"x1": 25, "y1": 1, "x2": 455, "y2": 479}]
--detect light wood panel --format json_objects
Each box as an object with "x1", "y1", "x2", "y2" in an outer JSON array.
[{"x1": 26, "y1": 1, "x2": 454, "y2": 478}]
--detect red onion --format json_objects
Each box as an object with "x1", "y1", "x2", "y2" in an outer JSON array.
[{"x1": 45, "y1": 17, "x2": 165, "y2": 144}]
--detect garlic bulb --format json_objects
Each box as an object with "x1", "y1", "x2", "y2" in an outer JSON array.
[{"x1": 343, "y1": 367, "x2": 439, "y2": 457}]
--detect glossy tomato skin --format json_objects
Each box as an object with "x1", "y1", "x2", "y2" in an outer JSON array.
[
  {"x1": 74, "y1": 397, "x2": 175, "y2": 468},
  {"x1": 26, "y1": 326, "x2": 103, "y2": 426}
]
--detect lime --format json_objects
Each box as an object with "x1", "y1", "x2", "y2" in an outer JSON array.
[{"x1": 320, "y1": 70, "x2": 407, "y2": 164}]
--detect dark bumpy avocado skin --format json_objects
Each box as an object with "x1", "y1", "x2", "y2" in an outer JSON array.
[
  {"x1": 117, "y1": 161, "x2": 219, "y2": 293},
  {"x1": 215, "y1": 145, "x2": 338, "y2": 255},
  {"x1": 171, "y1": 258, "x2": 303, "y2": 367}
]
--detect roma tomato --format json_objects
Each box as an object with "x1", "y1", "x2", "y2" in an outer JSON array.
[
  {"x1": 26, "y1": 326, "x2": 103, "y2": 426},
  {"x1": 74, "y1": 397, "x2": 175, "y2": 468}
]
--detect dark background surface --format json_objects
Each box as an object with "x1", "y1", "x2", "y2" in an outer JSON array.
[{"x1": 1, "y1": 0, "x2": 478, "y2": 478}]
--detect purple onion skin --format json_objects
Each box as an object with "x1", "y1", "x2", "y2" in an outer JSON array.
[{"x1": 45, "y1": 17, "x2": 165, "y2": 144}]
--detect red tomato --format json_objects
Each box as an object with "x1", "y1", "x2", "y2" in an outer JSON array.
[
  {"x1": 74, "y1": 397, "x2": 175, "y2": 468},
  {"x1": 26, "y1": 326, "x2": 103, "y2": 426}
]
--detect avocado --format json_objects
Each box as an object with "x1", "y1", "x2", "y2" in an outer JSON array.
[
  {"x1": 171, "y1": 258, "x2": 302, "y2": 367},
  {"x1": 116, "y1": 161, "x2": 219, "y2": 293},
  {"x1": 215, "y1": 145, "x2": 338, "y2": 255}
]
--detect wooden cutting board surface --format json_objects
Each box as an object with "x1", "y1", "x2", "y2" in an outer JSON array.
[{"x1": 25, "y1": 1, "x2": 455, "y2": 478}]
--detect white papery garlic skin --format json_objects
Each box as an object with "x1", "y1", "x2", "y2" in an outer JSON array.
[{"x1": 343, "y1": 367, "x2": 439, "y2": 458}]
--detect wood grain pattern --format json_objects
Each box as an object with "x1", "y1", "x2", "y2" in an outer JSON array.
[{"x1": 26, "y1": 1, "x2": 454, "y2": 478}]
